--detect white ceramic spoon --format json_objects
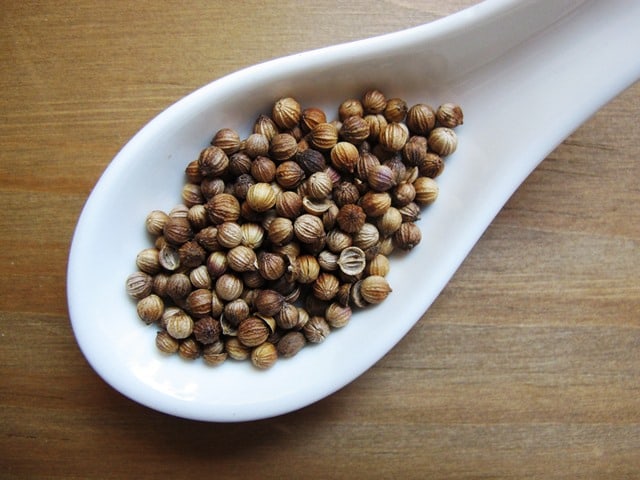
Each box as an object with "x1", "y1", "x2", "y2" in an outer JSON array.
[{"x1": 67, "y1": 0, "x2": 640, "y2": 422}]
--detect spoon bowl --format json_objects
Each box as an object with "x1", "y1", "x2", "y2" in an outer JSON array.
[{"x1": 67, "y1": 0, "x2": 640, "y2": 421}]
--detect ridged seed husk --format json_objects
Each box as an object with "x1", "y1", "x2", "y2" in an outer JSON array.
[
  {"x1": 359, "y1": 275, "x2": 392, "y2": 304},
  {"x1": 226, "y1": 245, "x2": 258, "y2": 272},
  {"x1": 337, "y1": 246, "x2": 367, "y2": 276}
]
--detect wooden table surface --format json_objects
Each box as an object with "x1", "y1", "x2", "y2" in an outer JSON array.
[{"x1": 2, "y1": 1, "x2": 639, "y2": 478}]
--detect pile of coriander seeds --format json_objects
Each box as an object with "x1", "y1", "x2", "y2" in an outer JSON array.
[{"x1": 125, "y1": 90, "x2": 463, "y2": 369}]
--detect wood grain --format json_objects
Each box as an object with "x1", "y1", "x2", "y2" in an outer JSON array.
[{"x1": 1, "y1": 1, "x2": 638, "y2": 478}]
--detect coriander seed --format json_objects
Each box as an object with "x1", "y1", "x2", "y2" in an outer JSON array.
[
  {"x1": 340, "y1": 115, "x2": 369, "y2": 144},
  {"x1": 253, "y1": 114, "x2": 279, "y2": 141},
  {"x1": 136, "y1": 247, "x2": 161, "y2": 275},
  {"x1": 393, "y1": 221, "x2": 422, "y2": 250},
  {"x1": 325, "y1": 302, "x2": 352, "y2": 328},
  {"x1": 238, "y1": 316, "x2": 271, "y2": 347},
  {"x1": 178, "y1": 338, "x2": 201, "y2": 360},
  {"x1": 428, "y1": 127, "x2": 458, "y2": 156},
  {"x1": 413, "y1": 176, "x2": 439, "y2": 205},
  {"x1": 251, "y1": 342, "x2": 278, "y2": 369},
  {"x1": 126, "y1": 271, "x2": 153, "y2": 299},
  {"x1": 145, "y1": 210, "x2": 169, "y2": 236},
  {"x1": 211, "y1": 127, "x2": 241, "y2": 155},
  {"x1": 250, "y1": 156, "x2": 277, "y2": 183},
  {"x1": 253, "y1": 289, "x2": 285, "y2": 317},
  {"x1": 272, "y1": 97, "x2": 301, "y2": 130},
  {"x1": 246, "y1": 182, "x2": 276, "y2": 212},
  {"x1": 243, "y1": 133, "x2": 270, "y2": 158},
  {"x1": 310, "y1": 122, "x2": 339, "y2": 150},
  {"x1": 156, "y1": 331, "x2": 180, "y2": 354},
  {"x1": 215, "y1": 273, "x2": 243, "y2": 301},
  {"x1": 362, "y1": 89, "x2": 387, "y2": 114},
  {"x1": 384, "y1": 98, "x2": 408, "y2": 123},
  {"x1": 165, "y1": 310, "x2": 194, "y2": 340},
  {"x1": 205, "y1": 192, "x2": 241, "y2": 224},
  {"x1": 358, "y1": 275, "x2": 392, "y2": 304},
  {"x1": 300, "y1": 107, "x2": 327, "y2": 132},
  {"x1": 226, "y1": 245, "x2": 258, "y2": 272},
  {"x1": 406, "y1": 103, "x2": 436, "y2": 134},
  {"x1": 336, "y1": 204, "x2": 366, "y2": 233},
  {"x1": 338, "y1": 98, "x2": 364, "y2": 120},
  {"x1": 302, "y1": 316, "x2": 330, "y2": 343},
  {"x1": 436, "y1": 103, "x2": 464, "y2": 128},
  {"x1": 270, "y1": 132, "x2": 298, "y2": 161},
  {"x1": 192, "y1": 316, "x2": 222, "y2": 344},
  {"x1": 276, "y1": 331, "x2": 306, "y2": 358},
  {"x1": 293, "y1": 214, "x2": 325, "y2": 244},
  {"x1": 198, "y1": 146, "x2": 229, "y2": 177},
  {"x1": 136, "y1": 294, "x2": 164, "y2": 324}
]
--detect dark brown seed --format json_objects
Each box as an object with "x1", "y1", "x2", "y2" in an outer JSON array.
[
  {"x1": 253, "y1": 289, "x2": 285, "y2": 317},
  {"x1": 336, "y1": 204, "x2": 366, "y2": 233},
  {"x1": 277, "y1": 331, "x2": 306, "y2": 358},
  {"x1": 193, "y1": 317, "x2": 222, "y2": 344}
]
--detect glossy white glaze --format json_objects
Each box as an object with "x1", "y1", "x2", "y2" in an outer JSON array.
[{"x1": 67, "y1": 0, "x2": 640, "y2": 421}]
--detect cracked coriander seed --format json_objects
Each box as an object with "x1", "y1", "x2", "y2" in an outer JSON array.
[
  {"x1": 436, "y1": 103, "x2": 464, "y2": 128},
  {"x1": 126, "y1": 271, "x2": 153, "y2": 299}
]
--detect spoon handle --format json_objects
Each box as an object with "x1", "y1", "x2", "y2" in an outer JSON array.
[
  {"x1": 432, "y1": 0, "x2": 640, "y2": 242},
  {"x1": 394, "y1": 0, "x2": 640, "y2": 316},
  {"x1": 459, "y1": 0, "x2": 640, "y2": 178}
]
